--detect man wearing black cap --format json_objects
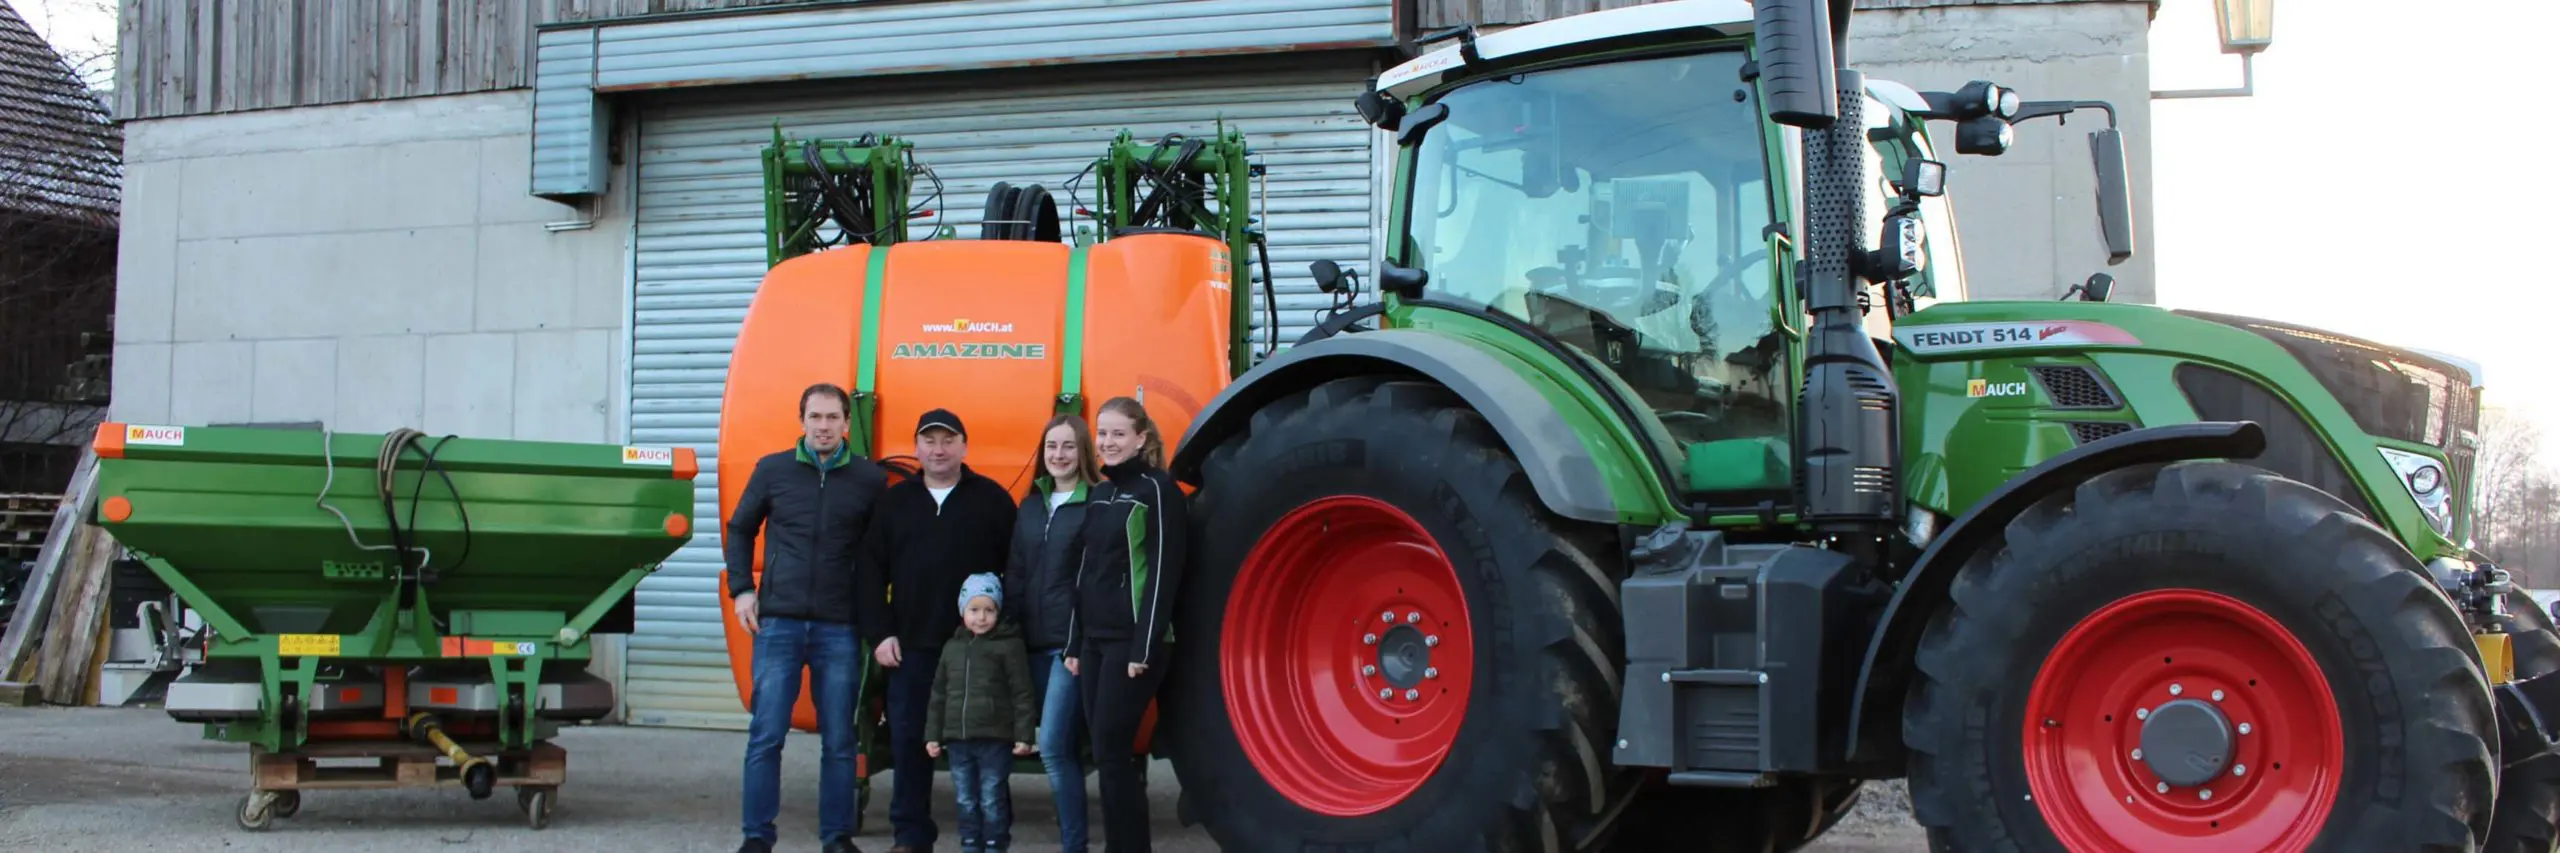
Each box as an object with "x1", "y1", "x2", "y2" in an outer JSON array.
[{"x1": 857, "y1": 408, "x2": 1020, "y2": 853}]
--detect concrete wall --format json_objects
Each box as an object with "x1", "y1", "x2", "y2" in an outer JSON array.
[
  {"x1": 108, "y1": 89, "x2": 636, "y2": 713},
  {"x1": 1853, "y1": 0, "x2": 2157, "y2": 303},
  {"x1": 110, "y1": 89, "x2": 630, "y2": 440}
]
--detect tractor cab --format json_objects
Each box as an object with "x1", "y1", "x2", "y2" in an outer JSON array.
[{"x1": 1375, "y1": 12, "x2": 1970, "y2": 499}]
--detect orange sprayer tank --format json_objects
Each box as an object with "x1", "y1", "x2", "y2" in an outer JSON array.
[{"x1": 715, "y1": 233, "x2": 1235, "y2": 729}]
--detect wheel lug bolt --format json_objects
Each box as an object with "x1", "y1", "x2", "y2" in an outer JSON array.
[
  {"x1": 1425, "y1": 667, "x2": 1439, "y2": 679},
  {"x1": 1407, "y1": 611, "x2": 1421, "y2": 623},
  {"x1": 2200, "y1": 789, "x2": 2213, "y2": 801},
  {"x1": 2170, "y1": 683, "x2": 2183, "y2": 696},
  {"x1": 1363, "y1": 665, "x2": 1378, "y2": 676},
  {"x1": 1381, "y1": 611, "x2": 1394, "y2": 623},
  {"x1": 2233, "y1": 764, "x2": 2247, "y2": 776},
  {"x1": 1364, "y1": 633, "x2": 1378, "y2": 645},
  {"x1": 2239, "y1": 723, "x2": 2252, "y2": 735},
  {"x1": 2136, "y1": 707, "x2": 2149, "y2": 720},
  {"x1": 2131, "y1": 748, "x2": 2143, "y2": 760},
  {"x1": 1425, "y1": 636, "x2": 1440, "y2": 647},
  {"x1": 1379, "y1": 688, "x2": 1392, "y2": 699},
  {"x1": 2212, "y1": 689, "x2": 2225, "y2": 702},
  {"x1": 1404, "y1": 689, "x2": 1419, "y2": 700},
  {"x1": 2155, "y1": 782, "x2": 2168, "y2": 794}
]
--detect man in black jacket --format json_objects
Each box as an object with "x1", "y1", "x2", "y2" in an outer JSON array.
[
  {"x1": 724, "y1": 383, "x2": 887, "y2": 853},
  {"x1": 859, "y1": 408, "x2": 1019, "y2": 853}
]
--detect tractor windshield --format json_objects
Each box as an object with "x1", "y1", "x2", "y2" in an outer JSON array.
[{"x1": 1401, "y1": 48, "x2": 1788, "y2": 449}]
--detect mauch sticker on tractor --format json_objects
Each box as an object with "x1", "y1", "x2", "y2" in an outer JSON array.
[{"x1": 1894, "y1": 320, "x2": 2140, "y2": 356}]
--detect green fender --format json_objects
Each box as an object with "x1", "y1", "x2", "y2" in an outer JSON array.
[{"x1": 1170, "y1": 330, "x2": 1635, "y2": 525}]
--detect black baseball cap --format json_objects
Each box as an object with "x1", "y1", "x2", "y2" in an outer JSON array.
[{"x1": 916, "y1": 408, "x2": 967, "y2": 440}]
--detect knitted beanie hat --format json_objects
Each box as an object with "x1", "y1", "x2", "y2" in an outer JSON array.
[{"x1": 958, "y1": 572, "x2": 1003, "y2": 614}]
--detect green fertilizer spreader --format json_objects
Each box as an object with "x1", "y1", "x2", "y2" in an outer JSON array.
[{"x1": 88, "y1": 421, "x2": 697, "y2": 830}]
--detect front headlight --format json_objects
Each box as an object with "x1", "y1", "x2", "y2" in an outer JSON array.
[{"x1": 2378, "y1": 447, "x2": 2453, "y2": 536}]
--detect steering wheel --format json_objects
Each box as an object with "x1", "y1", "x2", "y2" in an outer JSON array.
[{"x1": 1528, "y1": 266, "x2": 1682, "y2": 318}]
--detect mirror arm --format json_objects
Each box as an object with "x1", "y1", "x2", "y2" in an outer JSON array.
[{"x1": 2009, "y1": 100, "x2": 2119, "y2": 129}]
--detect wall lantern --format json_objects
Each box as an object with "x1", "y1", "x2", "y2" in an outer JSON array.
[{"x1": 2154, "y1": 0, "x2": 2275, "y2": 99}]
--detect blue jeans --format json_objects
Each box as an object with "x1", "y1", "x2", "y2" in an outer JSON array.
[
  {"x1": 740, "y1": 616, "x2": 861, "y2": 844},
  {"x1": 948, "y1": 740, "x2": 1017, "y2": 852},
  {"x1": 1025, "y1": 647, "x2": 1088, "y2": 852},
  {"x1": 886, "y1": 642, "x2": 945, "y2": 848}
]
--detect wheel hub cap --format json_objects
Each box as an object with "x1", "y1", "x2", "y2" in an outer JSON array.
[
  {"x1": 2138, "y1": 698, "x2": 2234, "y2": 787},
  {"x1": 1376, "y1": 624, "x2": 1431, "y2": 689}
]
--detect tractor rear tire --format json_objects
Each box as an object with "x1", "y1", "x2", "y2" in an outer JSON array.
[
  {"x1": 2488, "y1": 596, "x2": 2560, "y2": 853},
  {"x1": 1163, "y1": 376, "x2": 1634, "y2": 853},
  {"x1": 1902, "y1": 460, "x2": 2497, "y2": 852}
]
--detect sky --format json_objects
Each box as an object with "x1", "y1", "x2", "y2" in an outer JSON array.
[
  {"x1": 17, "y1": 0, "x2": 2558, "y2": 449},
  {"x1": 2144, "y1": 0, "x2": 2560, "y2": 449}
]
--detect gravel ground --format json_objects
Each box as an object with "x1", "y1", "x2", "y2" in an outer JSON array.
[{"x1": 0, "y1": 706, "x2": 1925, "y2": 851}]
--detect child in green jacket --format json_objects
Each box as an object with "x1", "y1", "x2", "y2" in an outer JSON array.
[{"x1": 925, "y1": 573, "x2": 1037, "y2": 853}]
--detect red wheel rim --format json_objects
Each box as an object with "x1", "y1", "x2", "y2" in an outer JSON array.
[
  {"x1": 1222, "y1": 496, "x2": 1473, "y2": 816},
  {"x1": 2023, "y1": 589, "x2": 2343, "y2": 852}
]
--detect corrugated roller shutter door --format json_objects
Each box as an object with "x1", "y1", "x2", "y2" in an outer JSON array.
[{"x1": 623, "y1": 59, "x2": 1376, "y2": 729}]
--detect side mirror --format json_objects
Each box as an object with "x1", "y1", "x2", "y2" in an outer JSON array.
[
  {"x1": 1310, "y1": 259, "x2": 1344, "y2": 293},
  {"x1": 2088, "y1": 128, "x2": 2135, "y2": 265}
]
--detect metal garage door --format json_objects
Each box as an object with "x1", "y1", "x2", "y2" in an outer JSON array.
[{"x1": 621, "y1": 58, "x2": 1378, "y2": 729}]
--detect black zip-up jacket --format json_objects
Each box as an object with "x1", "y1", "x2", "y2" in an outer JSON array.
[
  {"x1": 856, "y1": 465, "x2": 1019, "y2": 654},
  {"x1": 1002, "y1": 474, "x2": 1094, "y2": 651},
  {"x1": 723, "y1": 440, "x2": 888, "y2": 624},
  {"x1": 1064, "y1": 458, "x2": 1188, "y2": 668}
]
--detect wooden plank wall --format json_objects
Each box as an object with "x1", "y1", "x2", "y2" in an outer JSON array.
[{"x1": 112, "y1": 0, "x2": 839, "y2": 121}]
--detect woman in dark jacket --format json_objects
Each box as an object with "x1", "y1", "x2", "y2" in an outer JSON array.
[
  {"x1": 1064, "y1": 395, "x2": 1186, "y2": 853},
  {"x1": 1003, "y1": 413, "x2": 1100, "y2": 853}
]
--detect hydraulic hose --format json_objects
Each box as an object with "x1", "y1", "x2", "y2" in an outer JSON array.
[{"x1": 404, "y1": 712, "x2": 497, "y2": 799}]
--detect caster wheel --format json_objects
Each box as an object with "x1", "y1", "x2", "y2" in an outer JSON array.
[
  {"x1": 271, "y1": 791, "x2": 300, "y2": 819},
  {"x1": 237, "y1": 792, "x2": 276, "y2": 832},
  {"x1": 520, "y1": 788, "x2": 555, "y2": 830}
]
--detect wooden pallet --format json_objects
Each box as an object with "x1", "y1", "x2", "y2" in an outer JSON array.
[
  {"x1": 235, "y1": 739, "x2": 567, "y2": 831},
  {"x1": 0, "y1": 493, "x2": 61, "y2": 564}
]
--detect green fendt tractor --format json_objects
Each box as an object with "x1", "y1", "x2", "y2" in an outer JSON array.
[{"x1": 1153, "y1": 1, "x2": 2560, "y2": 851}]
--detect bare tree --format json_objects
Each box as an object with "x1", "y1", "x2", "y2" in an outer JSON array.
[
  {"x1": 17, "y1": 0, "x2": 117, "y2": 93},
  {"x1": 2475, "y1": 406, "x2": 2560, "y2": 587}
]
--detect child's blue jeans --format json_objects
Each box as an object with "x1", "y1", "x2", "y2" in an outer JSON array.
[{"x1": 947, "y1": 739, "x2": 1016, "y2": 852}]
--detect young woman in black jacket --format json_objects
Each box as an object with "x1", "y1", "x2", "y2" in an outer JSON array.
[
  {"x1": 1063, "y1": 395, "x2": 1186, "y2": 853},
  {"x1": 1002, "y1": 413, "x2": 1099, "y2": 853}
]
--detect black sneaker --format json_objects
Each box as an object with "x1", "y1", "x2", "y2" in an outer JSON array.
[
  {"x1": 822, "y1": 837, "x2": 863, "y2": 853},
  {"x1": 737, "y1": 839, "x2": 774, "y2": 853}
]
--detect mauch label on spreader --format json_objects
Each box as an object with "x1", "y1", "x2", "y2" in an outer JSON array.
[
  {"x1": 621, "y1": 446, "x2": 674, "y2": 466},
  {"x1": 1894, "y1": 320, "x2": 2140, "y2": 356},
  {"x1": 125, "y1": 424, "x2": 186, "y2": 446},
  {"x1": 442, "y1": 637, "x2": 540, "y2": 657}
]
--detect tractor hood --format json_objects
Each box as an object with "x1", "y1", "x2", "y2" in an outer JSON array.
[{"x1": 2174, "y1": 309, "x2": 2480, "y2": 540}]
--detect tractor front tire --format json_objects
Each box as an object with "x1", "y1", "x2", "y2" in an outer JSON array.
[
  {"x1": 1903, "y1": 460, "x2": 2497, "y2": 852},
  {"x1": 2488, "y1": 596, "x2": 2560, "y2": 853},
  {"x1": 1163, "y1": 376, "x2": 1633, "y2": 853}
]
